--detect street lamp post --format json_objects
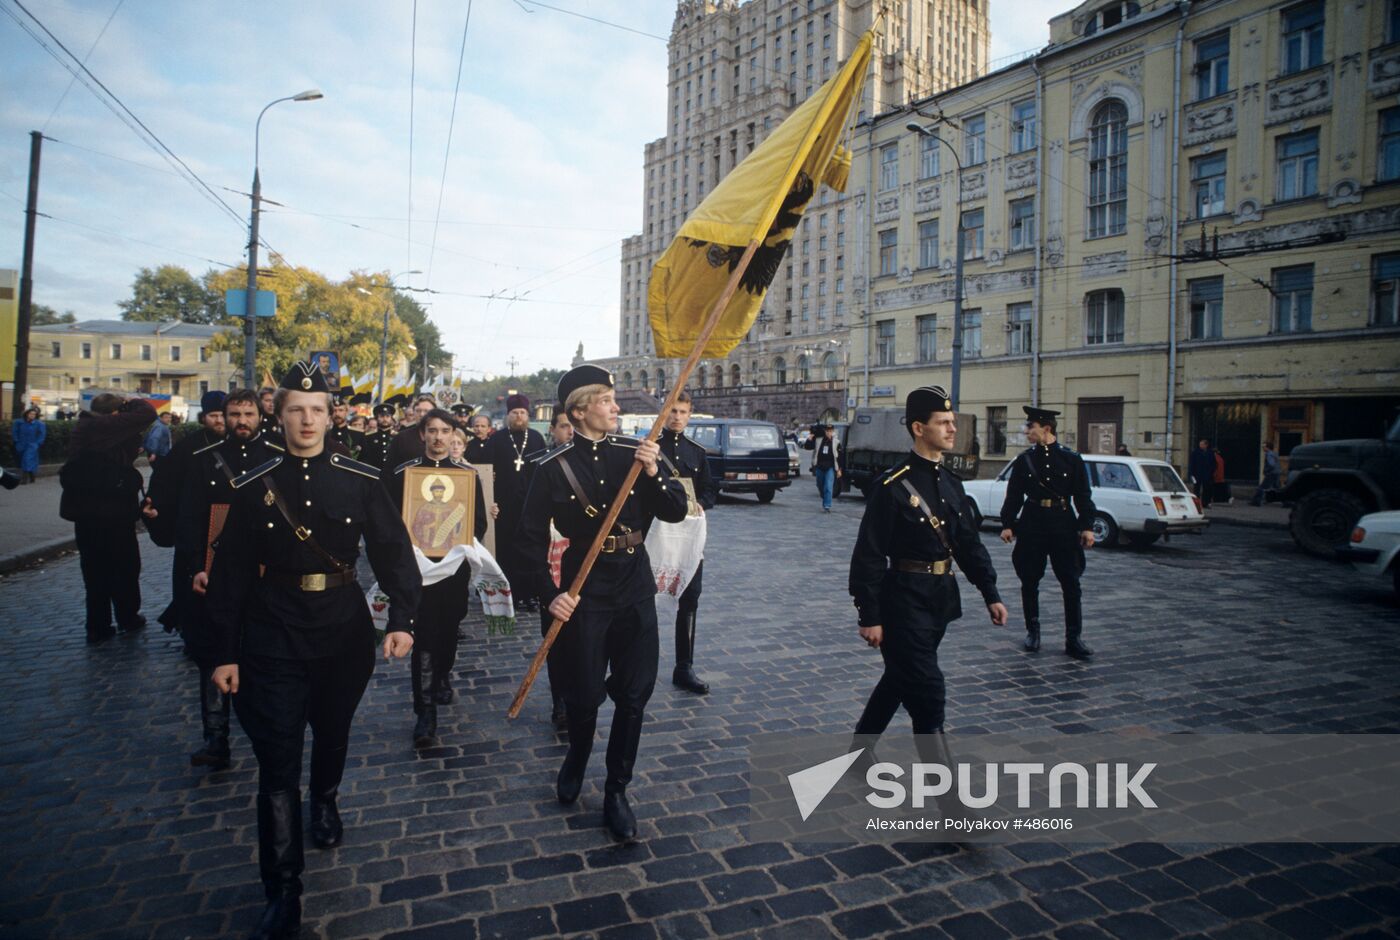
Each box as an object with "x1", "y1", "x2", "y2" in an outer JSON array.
[
  {"x1": 244, "y1": 89, "x2": 323, "y2": 389},
  {"x1": 906, "y1": 121, "x2": 966, "y2": 409}
]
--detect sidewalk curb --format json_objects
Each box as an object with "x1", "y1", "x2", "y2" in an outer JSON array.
[{"x1": 0, "y1": 536, "x2": 78, "y2": 575}]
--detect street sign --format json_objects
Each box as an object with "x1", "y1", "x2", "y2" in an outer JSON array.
[
  {"x1": 225, "y1": 288, "x2": 277, "y2": 318},
  {"x1": 870, "y1": 384, "x2": 895, "y2": 397}
]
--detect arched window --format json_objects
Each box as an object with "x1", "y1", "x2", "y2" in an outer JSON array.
[
  {"x1": 731, "y1": 363, "x2": 742, "y2": 387},
  {"x1": 697, "y1": 365, "x2": 708, "y2": 389},
  {"x1": 712, "y1": 363, "x2": 723, "y2": 389},
  {"x1": 822, "y1": 350, "x2": 839, "y2": 380},
  {"x1": 751, "y1": 360, "x2": 760, "y2": 383},
  {"x1": 639, "y1": 369, "x2": 649, "y2": 390},
  {"x1": 773, "y1": 356, "x2": 787, "y2": 385},
  {"x1": 1088, "y1": 101, "x2": 1128, "y2": 237},
  {"x1": 753, "y1": 409, "x2": 768, "y2": 421},
  {"x1": 622, "y1": 371, "x2": 633, "y2": 389},
  {"x1": 797, "y1": 354, "x2": 811, "y2": 382}
]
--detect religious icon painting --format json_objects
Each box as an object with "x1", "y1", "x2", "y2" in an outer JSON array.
[
  {"x1": 309, "y1": 350, "x2": 341, "y2": 390},
  {"x1": 401, "y1": 465, "x2": 477, "y2": 558}
]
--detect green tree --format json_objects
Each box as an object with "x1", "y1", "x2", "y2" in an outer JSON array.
[
  {"x1": 118, "y1": 264, "x2": 223, "y2": 323},
  {"x1": 392, "y1": 291, "x2": 451, "y2": 372},
  {"x1": 30, "y1": 303, "x2": 76, "y2": 325}
]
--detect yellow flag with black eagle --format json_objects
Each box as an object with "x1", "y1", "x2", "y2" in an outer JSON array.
[{"x1": 647, "y1": 30, "x2": 874, "y2": 359}]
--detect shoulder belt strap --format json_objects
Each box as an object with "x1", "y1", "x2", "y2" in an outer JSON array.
[
  {"x1": 330, "y1": 453, "x2": 380, "y2": 479},
  {"x1": 260, "y1": 477, "x2": 351, "y2": 572},
  {"x1": 393, "y1": 458, "x2": 422, "y2": 475},
  {"x1": 883, "y1": 464, "x2": 911, "y2": 486},
  {"x1": 555, "y1": 455, "x2": 599, "y2": 518},
  {"x1": 262, "y1": 438, "x2": 285, "y2": 452},
  {"x1": 230, "y1": 456, "x2": 281, "y2": 489},
  {"x1": 193, "y1": 438, "x2": 222, "y2": 455},
  {"x1": 211, "y1": 451, "x2": 237, "y2": 485},
  {"x1": 899, "y1": 477, "x2": 955, "y2": 555},
  {"x1": 659, "y1": 450, "x2": 682, "y2": 477}
]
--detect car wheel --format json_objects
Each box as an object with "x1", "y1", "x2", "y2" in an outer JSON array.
[
  {"x1": 1090, "y1": 512, "x2": 1118, "y2": 547},
  {"x1": 1125, "y1": 532, "x2": 1160, "y2": 548},
  {"x1": 756, "y1": 489, "x2": 776, "y2": 504},
  {"x1": 1289, "y1": 488, "x2": 1368, "y2": 558}
]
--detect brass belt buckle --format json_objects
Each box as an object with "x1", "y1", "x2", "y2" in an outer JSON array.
[
  {"x1": 601, "y1": 535, "x2": 616, "y2": 552},
  {"x1": 301, "y1": 572, "x2": 327, "y2": 591},
  {"x1": 584, "y1": 505, "x2": 599, "y2": 518},
  {"x1": 295, "y1": 526, "x2": 312, "y2": 541}
]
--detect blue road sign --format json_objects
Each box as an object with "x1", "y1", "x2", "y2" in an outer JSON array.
[{"x1": 225, "y1": 288, "x2": 277, "y2": 318}]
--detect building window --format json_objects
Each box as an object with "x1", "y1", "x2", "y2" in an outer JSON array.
[
  {"x1": 917, "y1": 314, "x2": 937, "y2": 362},
  {"x1": 80, "y1": 342, "x2": 92, "y2": 359},
  {"x1": 110, "y1": 343, "x2": 122, "y2": 360},
  {"x1": 199, "y1": 380, "x2": 209, "y2": 395},
  {"x1": 961, "y1": 209, "x2": 984, "y2": 260},
  {"x1": 774, "y1": 356, "x2": 787, "y2": 385},
  {"x1": 1194, "y1": 32, "x2": 1230, "y2": 100},
  {"x1": 1085, "y1": 289, "x2": 1125, "y2": 345},
  {"x1": 199, "y1": 345, "x2": 210, "y2": 363},
  {"x1": 1380, "y1": 108, "x2": 1400, "y2": 183},
  {"x1": 822, "y1": 351, "x2": 838, "y2": 380},
  {"x1": 1281, "y1": 1, "x2": 1324, "y2": 75},
  {"x1": 169, "y1": 345, "x2": 181, "y2": 362},
  {"x1": 730, "y1": 363, "x2": 741, "y2": 387},
  {"x1": 878, "y1": 228, "x2": 898, "y2": 276},
  {"x1": 1391, "y1": 0, "x2": 1400, "y2": 43},
  {"x1": 1087, "y1": 101, "x2": 1128, "y2": 237},
  {"x1": 961, "y1": 310, "x2": 982, "y2": 359},
  {"x1": 876, "y1": 319, "x2": 896, "y2": 366},
  {"x1": 1272, "y1": 265, "x2": 1313, "y2": 333},
  {"x1": 50, "y1": 341, "x2": 61, "y2": 358},
  {"x1": 1371, "y1": 254, "x2": 1400, "y2": 327},
  {"x1": 963, "y1": 114, "x2": 986, "y2": 166},
  {"x1": 918, "y1": 219, "x2": 939, "y2": 269},
  {"x1": 1008, "y1": 198, "x2": 1036, "y2": 251},
  {"x1": 797, "y1": 354, "x2": 811, "y2": 382},
  {"x1": 987, "y1": 406, "x2": 1007, "y2": 455},
  {"x1": 1011, "y1": 99, "x2": 1036, "y2": 153},
  {"x1": 1189, "y1": 276, "x2": 1224, "y2": 339},
  {"x1": 919, "y1": 133, "x2": 940, "y2": 178},
  {"x1": 879, "y1": 144, "x2": 899, "y2": 192},
  {"x1": 1007, "y1": 302, "x2": 1033, "y2": 354},
  {"x1": 170, "y1": 379, "x2": 181, "y2": 396},
  {"x1": 111, "y1": 376, "x2": 123, "y2": 388},
  {"x1": 1275, "y1": 130, "x2": 1318, "y2": 201},
  {"x1": 1191, "y1": 152, "x2": 1228, "y2": 217}
]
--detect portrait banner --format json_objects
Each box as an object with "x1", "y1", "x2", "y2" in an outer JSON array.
[{"x1": 401, "y1": 465, "x2": 477, "y2": 557}]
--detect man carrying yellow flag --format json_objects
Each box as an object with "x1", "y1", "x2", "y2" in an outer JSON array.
[{"x1": 648, "y1": 30, "x2": 873, "y2": 359}]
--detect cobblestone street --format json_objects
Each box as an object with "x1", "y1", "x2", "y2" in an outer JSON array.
[{"x1": 1, "y1": 481, "x2": 1398, "y2": 939}]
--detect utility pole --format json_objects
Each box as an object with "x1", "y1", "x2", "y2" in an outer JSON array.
[
  {"x1": 506, "y1": 356, "x2": 519, "y2": 377},
  {"x1": 243, "y1": 165, "x2": 260, "y2": 390},
  {"x1": 13, "y1": 131, "x2": 41, "y2": 418}
]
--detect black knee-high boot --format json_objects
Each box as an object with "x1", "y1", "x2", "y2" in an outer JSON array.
[
  {"x1": 603, "y1": 705, "x2": 645, "y2": 841},
  {"x1": 190, "y1": 665, "x2": 231, "y2": 769},
  {"x1": 411, "y1": 649, "x2": 438, "y2": 747},
  {"x1": 556, "y1": 708, "x2": 597, "y2": 805},
  {"x1": 672, "y1": 610, "x2": 710, "y2": 694},
  {"x1": 251, "y1": 790, "x2": 303, "y2": 940},
  {"x1": 307, "y1": 743, "x2": 345, "y2": 850},
  {"x1": 1021, "y1": 585, "x2": 1041, "y2": 652}
]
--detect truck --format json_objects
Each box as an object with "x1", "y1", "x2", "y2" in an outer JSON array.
[
  {"x1": 844, "y1": 407, "x2": 979, "y2": 498},
  {"x1": 1271, "y1": 412, "x2": 1400, "y2": 557}
]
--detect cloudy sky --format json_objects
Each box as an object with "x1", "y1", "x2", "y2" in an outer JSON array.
[{"x1": 1, "y1": 1, "x2": 1049, "y2": 380}]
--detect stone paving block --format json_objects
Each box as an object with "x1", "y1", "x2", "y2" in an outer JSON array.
[
  {"x1": 476, "y1": 904, "x2": 555, "y2": 939},
  {"x1": 704, "y1": 898, "x2": 777, "y2": 935},
  {"x1": 625, "y1": 882, "x2": 709, "y2": 920},
  {"x1": 939, "y1": 910, "x2": 1013, "y2": 940},
  {"x1": 409, "y1": 890, "x2": 493, "y2": 926},
  {"x1": 552, "y1": 892, "x2": 631, "y2": 934}
]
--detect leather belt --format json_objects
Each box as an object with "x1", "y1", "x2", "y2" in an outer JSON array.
[
  {"x1": 895, "y1": 558, "x2": 952, "y2": 575},
  {"x1": 1036, "y1": 498, "x2": 1068, "y2": 509},
  {"x1": 599, "y1": 529, "x2": 645, "y2": 554},
  {"x1": 262, "y1": 569, "x2": 358, "y2": 592}
]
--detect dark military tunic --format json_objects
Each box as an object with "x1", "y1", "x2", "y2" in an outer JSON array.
[
  {"x1": 487, "y1": 426, "x2": 548, "y2": 601},
  {"x1": 327, "y1": 423, "x2": 364, "y2": 458},
  {"x1": 361, "y1": 428, "x2": 397, "y2": 470},
  {"x1": 849, "y1": 451, "x2": 1001, "y2": 732}
]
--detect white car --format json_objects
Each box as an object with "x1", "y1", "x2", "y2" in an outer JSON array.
[
  {"x1": 1337, "y1": 511, "x2": 1400, "y2": 597},
  {"x1": 962, "y1": 455, "x2": 1209, "y2": 547}
]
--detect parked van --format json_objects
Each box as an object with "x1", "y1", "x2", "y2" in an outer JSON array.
[
  {"x1": 844, "y1": 407, "x2": 978, "y2": 497},
  {"x1": 682, "y1": 418, "x2": 792, "y2": 503}
]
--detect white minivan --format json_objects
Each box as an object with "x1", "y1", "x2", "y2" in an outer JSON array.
[{"x1": 962, "y1": 455, "x2": 1209, "y2": 547}]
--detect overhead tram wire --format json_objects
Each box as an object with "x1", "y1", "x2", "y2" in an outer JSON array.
[
  {"x1": 40, "y1": 0, "x2": 125, "y2": 132},
  {"x1": 426, "y1": 0, "x2": 475, "y2": 290},
  {"x1": 4, "y1": 0, "x2": 246, "y2": 232}
]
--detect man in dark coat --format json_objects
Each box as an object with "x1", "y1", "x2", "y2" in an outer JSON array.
[
  {"x1": 384, "y1": 394, "x2": 437, "y2": 469},
  {"x1": 207, "y1": 362, "x2": 420, "y2": 940},
  {"x1": 518, "y1": 366, "x2": 688, "y2": 840},
  {"x1": 657, "y1": 390, "x2": 718, "y2": 694},
  {"x1": 1188, "y1": 438, "x2": 1216, "y2": 509},
  {"x1": 60, "y1": 393, "x2": 157, "y2": 644},
  {"x1": 999, "y1": 406, "x2": 1097, "y2": 659},
  {"x1": 487, "y1": 393, "x2": 547, "y2": 612},
  {"x1": 327, "y1": 396, "x2": 365, "y2": 457},
  {"x1": 804, "y1": 422, "x2": 843, "y2": 511},
  {"x1": 386, "y1": 409, "x2": 488, "y2": 747},
  {"x1": 360, "y1": 403, "x2": 398, "y2": 470},
  {"x1": 849, "y1": 385, "x2": 1007, "y2": 748},
  {"x1": 465, "y1": 413, "x2": 492, "y2": 464}
]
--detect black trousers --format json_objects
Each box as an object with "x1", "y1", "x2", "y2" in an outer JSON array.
[
  {"x1": 74, "y1": 519, "x2": 142, "y2": 634},
  {"x1": 416, "y1": 566, "x2": 473, "y2": 684},
  {"x1": 678, "y1": 560, "x2": 703, "y2": 615},
  {"x1": 549, "y1": 598, "x2": 659, "y2": 712},
  {"x1": 1012, "y1": 531, "x2": 1085, "y2": 637},
  {"x1": 233, "y1": 642, "x2": 376, "y2": 795},
  {"x1": 855, "y1": 586, "x2": 948, "y2": 735},
  {"x1": 495, "y1": 503, "x2": 532, "y2": 604}
]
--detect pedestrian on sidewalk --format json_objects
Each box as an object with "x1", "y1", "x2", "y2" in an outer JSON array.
[
  {"x1": 59, "y1": 393, "x2": 156, "y2": 643},
  {"x1": 12, "y1": 406, "x2": 45, "y2": 484},
  {"x1": 1251, "y1": 441, "x2": 1281, "y2": 506},
  {"x1": 143, "y1": 411, "x2": 173, "y2": 465},
  {"x1": 1188, "y1": 438, "x2": 1215, "y2": 509},
  {"x1": 804, "y1": 422, "x2": 842, "y2": 512}
]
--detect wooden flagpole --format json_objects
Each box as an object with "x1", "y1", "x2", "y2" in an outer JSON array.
[{"x1": 506, "y1": 238, "x2": 763, "y2": 718}]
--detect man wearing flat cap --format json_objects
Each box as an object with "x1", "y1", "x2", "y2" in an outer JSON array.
[
  {"x1": 518, "y1": 364, "x2": 689, "y2": 841},
  {"x1": 999, "y1": 406, "x2": 1097, "y2": 659},
  {"x1": 205, "y1": 360, "x2": 421, "y2": 940},
  {"x1": 361, "y1": 403, "x2": 398, "y2": 470},
  {"x1": 487, "y1": 391, "x2": 547, "y2": 611},
  {"x1": 848, "y1": 386, "x2": 1007, "y2": 768}
]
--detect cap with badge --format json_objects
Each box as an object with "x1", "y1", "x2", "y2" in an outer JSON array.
[
  {"x1": 450, "y1": 403, "x2": 472, "y2": 417},
  {"x1": 555, "y1": 364, "x2": 614, "y2": 406},
  {"x1": 281, "y1": 359, "x2": 334, "y2": 394},
  {"x1": 1022, "y1": 405, "x2": 1060, "y2": 427},
  {"x1": 373, "y1": 403, "x2": 395, "y2": 418},
  {"x1": 200, "y1": 390, "x2": 227, "y2": 415},
  {"x1": 905, "y1": 384, "x2": 953, "y2": 427}
]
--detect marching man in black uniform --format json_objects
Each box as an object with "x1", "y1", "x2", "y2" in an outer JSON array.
[
  {"x1": 488, "y1": 393, "x2": 547, "y2": 611},
  {"x1": 658, "y1": 390, "x2": 718, "y2": 694},
  {"x1": 387, "y1": 408, "x2": 489, "y2": 748},
  {"x1": 518, "y1": 365, "x2": 688, "y2": 841},
  {"x1": 849, "y1": 386, "x2": 1007, "y2": 746},
  {"x1": 361, "y1": 403, "x2": 398, "y2": 470},
  {"x1": 999, "y1": 406, "x2": 1097, "y2": 659},
  {"x1": 328, "y1": 396, "x2": 364, "y2": 456},
  {"x1": 207, "y1": 362, "x2": 420, "y2": 940}
]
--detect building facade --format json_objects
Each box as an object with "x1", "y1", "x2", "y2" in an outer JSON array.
[
  {"x1": 607, "y1": 0, "x2": 990, "y2": 428},
  {"x1": 27, "y1": 320, "x2": 235, "y2": 412},
  {"x1": 849, "y1": 0, "x2": 1400, "y2": 480}
]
